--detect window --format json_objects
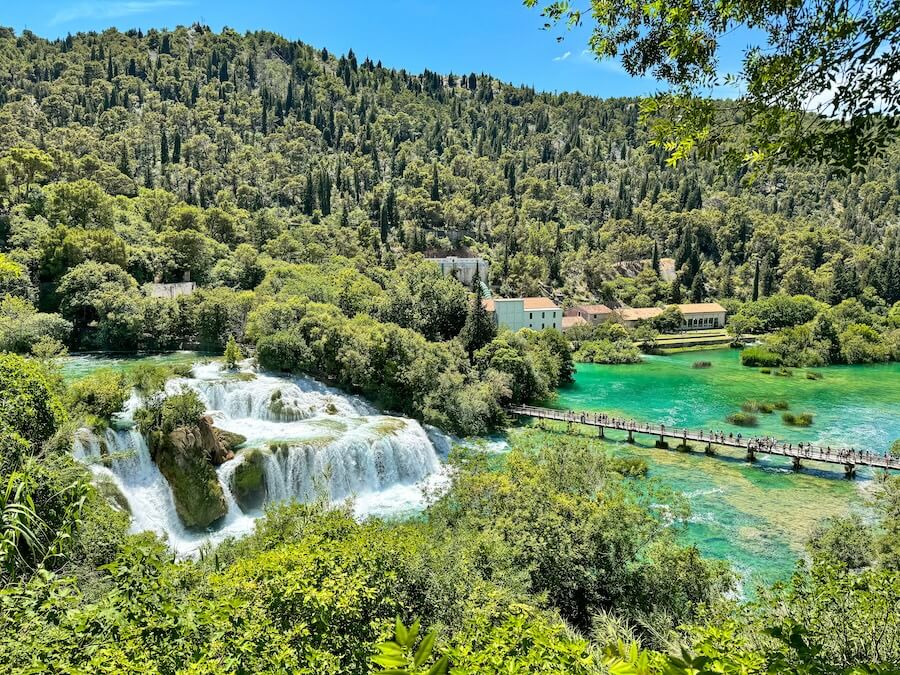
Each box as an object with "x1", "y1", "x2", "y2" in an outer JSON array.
[
  {"x1": 542, "y1": 312, "x2": 545, "y2": 319},
  {"x1": 529, "y1": 312, "x2": 533, "y2": 319}
]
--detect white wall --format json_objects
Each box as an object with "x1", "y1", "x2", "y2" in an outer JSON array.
[{"x1": 493, "y1": 300, "x2": 560, "y2": 331}]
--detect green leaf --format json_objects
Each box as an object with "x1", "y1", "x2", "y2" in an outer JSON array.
[
  {"x1": 413, "y1": 629, "x2": 436, "y2": 667},
  {"x1": 395, "y1": 616, "x2": 408, "y2": 645},
  {"x1": 372, "y1": 653, "x2": 406, "y2": 669},
  {"x1": 427, "y1": 655, "x2": 449, "y2": 675}
]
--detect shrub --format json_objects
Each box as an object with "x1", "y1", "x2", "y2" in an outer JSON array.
[
  {"x1": 891, "y1": 440, "x2": 900, "y2": 458},
  {"x1": 782, "y1": 412, "x2": 814, "y2": 427},
  {"x1": 135, "y1": 387, "x2": 205, "y2": 434},
  {"x1": 772, "y1": 400, "x2": 790, "y2": 410},
  {"x1": 726, "y1": 412, "x2": 758, "y2": 426},
  {"x1": 0, "y1": 353, "x2": 67, "y2": 446},
  {"x1": 741, "y1": 400, "x2": 775, "y2": 414},
  {"x1": 575, "y1": 339, "x2": 641, "y2": 364},
  {"x1": 806, "y1": 371, "x2": 823, "y2": 380},
  {"x1": 609, "y1": 456, "x2": 648, "y2": 477},
  {"x1": 760, "y1": 368, "x2": 772, "y2": 374},
  {"x1": 741, "y1": 347, "x2": 781, "y2": 367},
  {"x1": 775, "y1": 368, "x2": 794, "y2": 377},
  {"x1": 223, "y1": 334, "x2": 242, "y2": 369},
  {"x1": 67, "y1": 368, "x2": 129, "y2": 421},
  {"x1": 692, "y1": 360, "x2": 712, "y2": 368}
]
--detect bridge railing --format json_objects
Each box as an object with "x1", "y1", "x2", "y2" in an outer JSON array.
[{"x1": 507, "y1": 405, "x2": 900, "y2": 471}]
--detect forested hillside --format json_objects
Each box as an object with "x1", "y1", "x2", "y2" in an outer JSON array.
[{"x1": 2, "y1": 23, "x2": 899, "y2": 307}]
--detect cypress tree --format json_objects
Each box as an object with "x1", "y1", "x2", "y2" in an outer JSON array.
[
  {"x1": 430, "y1": 163, "x2": 439, "y2": 201},
  {"x1": 460, "y1": 280, "x2": 496, "y2": 361},
  {"x1": 160, "y1": 129, "x2": 169, "y2": 165},
  {"x1": 651, "y1": 241, "x2": 660, "y2": 275},
  {"x1": 172, "y1": 131, "x2": 181, "y2": 163},
  {"x1": 752, "y1": 259, "x2": 760, "y2": 301},
  {"x1": 690, "y1": 271, "x2": 704, "y2": 302}
]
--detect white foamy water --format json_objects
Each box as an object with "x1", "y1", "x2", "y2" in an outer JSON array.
[{"x1": 71, "y1": 363, "x2": 445, "y2": 555}]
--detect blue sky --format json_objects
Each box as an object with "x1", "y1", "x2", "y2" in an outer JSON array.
[{"x1": 5, "y1": 1, "x2": 749, "y2": 98}]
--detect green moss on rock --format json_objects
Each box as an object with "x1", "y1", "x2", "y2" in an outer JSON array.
[
  {"x1": 232, "y1": 449, "x2": 267, "y2": 512},
  {"x1": 149, "y1": 421, "x2": 228, "y2": 529}
]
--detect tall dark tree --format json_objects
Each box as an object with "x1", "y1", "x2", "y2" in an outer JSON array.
[
  {"x1": 160, "y1": 129, "x2": 169, "y2": 165},
  {"x1": 430, "y1": 163, "x2": 440, "y2": 201},
  {"x1": 460, "y1": 281, "x2": 496, "y2": 361},
  {"x1": 752, "y1": 259, "x2": 760, "y2": 302}
]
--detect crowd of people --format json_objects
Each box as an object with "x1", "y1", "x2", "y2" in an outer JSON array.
[{"x1": 517, "y1": 407, "x2": 894, "y2": 467}]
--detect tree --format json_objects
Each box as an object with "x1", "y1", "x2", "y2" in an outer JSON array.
[
  {"x1": 727, "y1": 314, "x2": 763, "y2": 344},
  {"x1": 650, "y1": 305, "x2": 684, "y2": 334},
  {"x1": 1, "y1": 147, "x2": 53, "y2": 201},
  {"x1": 752, "y1": 259, "x2": 761, "y2": 301},
  {"x1": 689, "y1": 270, "x2": 704, "y2": 303},
  {"x1": 650, "y1": 241, "x2": 660, "y2": 275},
  {"x1": 459, "y1": 282, "x2": 495, "y2": 361},
  {"x1": 0, "y1": 353, "x2": 66, "y2": 447},
  {"x1": 223, "y1": 334, "x2": 242, "y2": 369},
  {"x1": 526, "y1": 0, "x2": 900, "y2": 171},
  {"x1": 430, "y1": 163, "x2": 440, "y2": 201}
]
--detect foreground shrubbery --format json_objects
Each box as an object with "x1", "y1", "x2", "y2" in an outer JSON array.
[{"x1": 3, "y1": 353, "x2": 900, "y2": 673}]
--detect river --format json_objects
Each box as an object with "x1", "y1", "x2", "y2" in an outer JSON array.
[
  {"x1": 552, "y1": 348, "x2": 900, "y2": 588},
  {"x1": 62, "y1": 349, "x2": 900, "y2": 588}
]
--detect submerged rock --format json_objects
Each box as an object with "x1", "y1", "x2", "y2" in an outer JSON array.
[{"x1": 232, "y1": 449, "x2": 267, "y2": 511}]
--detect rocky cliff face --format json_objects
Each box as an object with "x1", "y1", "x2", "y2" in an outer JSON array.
[{"x1": 149, "y1": 416, "x2": 246, "y2": 529}]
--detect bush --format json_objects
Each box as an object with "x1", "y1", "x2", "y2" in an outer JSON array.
[
  {"x1": 575, "y1": 339, "x2": 642, "y2": 364},
  {"x1": 66, "y1": 368, "x2": 129, "y2": 422},
  {"x1": 0, "y1": 353, "x2": 67, "y2": 447},
  {"x1": 783, "y1": 412, "x2": 814, "y2": 427},
  {"x1": 726, "y1": 412, "x2": 758, "y2": 426},
  {"x1": 609, "y1": 456, "x2": 648, "y2": 477},
  {"x1": 692, "y1": 360, "x2": 712, "y2": 368},
  {"x1": 741, "y1": 400, "x2": 774, "y2": 413},
  {"x1": 741, "y1": 346, "x2": 782, "y2": 367},
  {"x1": 772, "y1": 400, "x2": 790, "y2": 410},
  {"x1": 806, "y1": 371, "x2": 824, "y2": 380},
  {"x1": 135, "y1": 387, "x2": 205, "y2": 434}
]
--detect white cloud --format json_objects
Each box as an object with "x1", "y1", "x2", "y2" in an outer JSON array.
[
  {"x1": 51, "y1": 0, "x2": 188, "y2": 25},
  {"x1": 553, "y1": 51, "x2": 572, "y2": 62}
]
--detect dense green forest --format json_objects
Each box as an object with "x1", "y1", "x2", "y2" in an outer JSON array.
[
  {"x1": 1, "y1": 24, "x2": 899, "y2": 374},
  {"x1": 1, "y1": 24, "x2": 900, "y2": 673}
]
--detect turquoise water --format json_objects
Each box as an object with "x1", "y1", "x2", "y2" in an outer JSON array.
[
  {"x1": 551, "y1": 349, "x2": 900, "y2": 588},
  {"x1": 61, "y1": 352, "x2": 207, "y2": 381}
]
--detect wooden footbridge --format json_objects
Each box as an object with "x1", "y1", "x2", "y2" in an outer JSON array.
[{"x1": 507, "y1": 404, "x2": 900, "y2": 478}]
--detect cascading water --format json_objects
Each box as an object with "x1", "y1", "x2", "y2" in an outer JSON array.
[{"x1": 71, "y1": 363, "x2": 446, "y2": 555}]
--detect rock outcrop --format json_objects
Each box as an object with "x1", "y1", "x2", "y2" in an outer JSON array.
[
  {"x1": 231, "y1": 449, "x2": 267, "y2": 512},
  {"x1": 149, "y1": 416, "x2": 246, "y2": 529}
]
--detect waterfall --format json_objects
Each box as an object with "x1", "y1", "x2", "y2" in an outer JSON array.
[
  {"x1": 259, "y1": 417, "x2": 441, "y2": 503},
  {"x1": 70, "y1": 362, "x2": 445, "y2": 555}
]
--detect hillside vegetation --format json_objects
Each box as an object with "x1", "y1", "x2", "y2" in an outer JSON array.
[{"x1": 1, "y1": 24, "x2": 900, "y2": 673}]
